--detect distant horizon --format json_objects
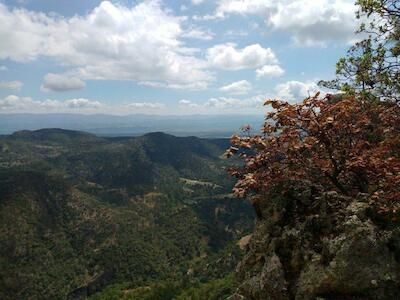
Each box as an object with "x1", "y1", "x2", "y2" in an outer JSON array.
[
  {"x1": 0, "y1": 112, "x2": 265, "y2": 137},
  {"x1": 0, "y1": 112, "x2": 266, "y2": 117},
  {"x1": 1, "y1": 127, "x2": 242, "y2": 139},
  {"x1": 2, "y1": 127, "x2": 239, "y2": 139}
]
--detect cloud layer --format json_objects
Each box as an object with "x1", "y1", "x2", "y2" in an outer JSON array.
[
  {"x1": 209, "y1": 0, "x2": 357, "y2": 45},
  {"x1": 0, "y1": 95, "x2": 102, "y2": 112},
  {"x1": 220, "y1": 80, "x2": 252, "y2": 95},
  {"x1": 276, "y1": 80, "x2": 319, "y2": 102},
  {"x1": 41, "y1": 73, "x2": 86, "y2": 92},
  {"x1": 0, "y1": 95, "x2": 166, "y2": 114},
  {"x1": 207, "y1": 43, "x2": 277, "y2": 70},
  {"x1": 0, "y1": 79, "x2": 319, "y2": 114},
  {"x1": 0, "y1": 1, "x2": 213, "y2": 89},
  {"x1": 0, "y1": 1, "x2": 348, "y2": 115},
  {"x1": 256, "y1": 65, "x2": 285, "y2": 78},
  {"x1": 0, "y1": 81, "x2": 23, "y2": 90}
]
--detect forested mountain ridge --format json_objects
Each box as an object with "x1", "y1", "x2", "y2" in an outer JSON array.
[{"x1": 0, "y1": 129, "x2": 254, "y2": 299}]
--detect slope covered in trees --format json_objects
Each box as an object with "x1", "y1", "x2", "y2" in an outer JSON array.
[{"x1": 0, "y1": 130, "x2": 254, "y2": 299}]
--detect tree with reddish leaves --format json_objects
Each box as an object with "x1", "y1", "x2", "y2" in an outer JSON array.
[{"x1": 227, "y1": 94, "x2": 400, "y2": 216}]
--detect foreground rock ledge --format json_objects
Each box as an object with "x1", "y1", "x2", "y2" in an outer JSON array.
[{"x1": 230, "y1": 182, "x2": 400, "y2": 300}]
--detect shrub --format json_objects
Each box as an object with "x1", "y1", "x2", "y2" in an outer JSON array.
[{"x1": 227, "y1": 94, "x2": 400, "y2": 215}]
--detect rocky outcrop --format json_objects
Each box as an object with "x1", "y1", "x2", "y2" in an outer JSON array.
[{"x1": 230, "y1": 182, "x2": 400, "y2": 299}]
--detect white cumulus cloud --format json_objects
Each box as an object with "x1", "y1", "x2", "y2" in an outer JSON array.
[
  {"x1": 219, "y1": 80, "x2": 252, "y2": 95},
  {"x1": 208, "y1": 0, "x2": 358, "y2": 45},
  {"x1": 125, "y1": 102, "x2": 165, "y2": 109},
  {"x1": 192, "y1": 0, "x2": 205, "y2": 5},
  {"x1": 0, "y1": 1, "x2": 213, "y2": 89},
  {"x1": 65, "y1": 98, "x2": 102, "y2": 108},
  {"x1": 205, "y1": 95, "x2": 265, "y2": 109},
  {"x1": 41, "y1": 73, "x2": 86, "y2": 92},
  {"x1": 0, "y1": 95, "x2": 102, "y2": 112},
  {"x1": 275, "y1": 80, "x2": 319, "y2": 102},
  {"x1": 207, "y1": 43, "x2": 277, "y2": 70},
  {"x1": 214, "y1": 0, "x2": 269, "y2": 17},
  {"x1": 269, "y1": 0, "x2": 357, "y2": 46},
  {"x1": 179, "y1": 99, "x2": 199, "y2": 108},
  {"x1": 256, "y1": 65, "x2": 284, "y2": 78},
  {"x1": 182, "y1": 27, "x2": 214, "y2": 40},
  {"x1": 0, "y1": 94, "x2": 168, "y2": 114}
]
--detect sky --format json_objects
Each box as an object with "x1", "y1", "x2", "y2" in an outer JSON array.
[{"x1": 0, "y1": 0, "x2": 360, "y2": 115}]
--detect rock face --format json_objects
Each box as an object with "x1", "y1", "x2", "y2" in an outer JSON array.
[{"x1": 231, "y1": 182, "x2": 400, "y2": 300}]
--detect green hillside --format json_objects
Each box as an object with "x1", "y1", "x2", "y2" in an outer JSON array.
[{"x1": 0, "y1": 129, "x2": 253, "y2": 299}]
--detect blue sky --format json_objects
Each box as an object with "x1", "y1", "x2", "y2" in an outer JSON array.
[{"x1": 0, "y1": 0, "x2": 359, "y2": 115}]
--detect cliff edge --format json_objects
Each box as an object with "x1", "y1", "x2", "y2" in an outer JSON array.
[{"x1": 229, "y1": 181, "x2": 400, "y2": 300}]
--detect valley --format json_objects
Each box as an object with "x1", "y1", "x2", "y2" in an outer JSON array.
[{"x1": 0, "y1": 129, "x2": 254, "y2": 299}]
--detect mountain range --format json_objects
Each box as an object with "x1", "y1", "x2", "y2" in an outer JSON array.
[
  {"x1": 0, "y1": 128, "x2": 254, "y2": 299},
  {"x1": 0, "y1": 114, "x2": 265, "y2": 138}
]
